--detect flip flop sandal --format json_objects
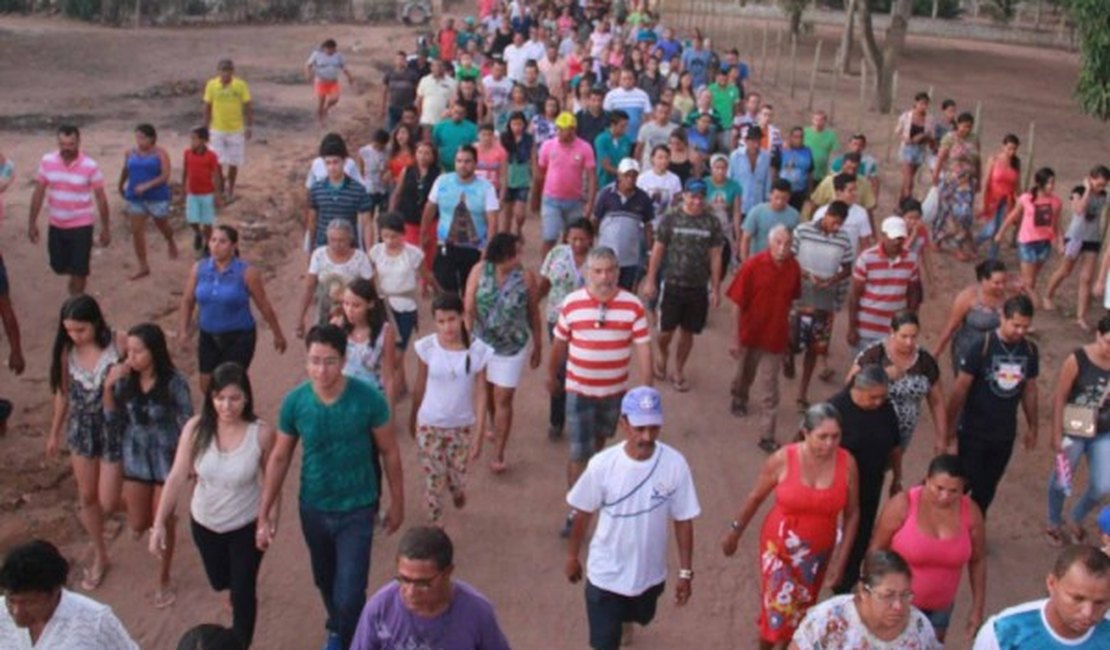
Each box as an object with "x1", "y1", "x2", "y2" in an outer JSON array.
[
  {"x1": 818, "y1": 368, "x2": 836, "y2": 383},
  {"x1": 1044, "y1": 526, "x2": 1067, "y2": 548},
  {"x1": 757, "y1": 438, "x2": 781, "y2": 454},
  {"x1": 671, "y1": 377, "x2": 691, "y2": 393},
  {"x1": 153, "y1": 584, "x2": 177, "y2": 609},
  {"x1": 80, "y1": 565, "x2": 109, "y2": 591}
]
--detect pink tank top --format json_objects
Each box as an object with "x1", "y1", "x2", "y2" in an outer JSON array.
[{"x1": 890, "y1": 486, "x2": 972, "y2": 611}]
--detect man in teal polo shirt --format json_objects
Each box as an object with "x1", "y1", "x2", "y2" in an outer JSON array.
[
  {"x1": 257, "y1": 324, "x2": 404, "y2": 650},
  {"x1": 594, "y1": 110, "x2": 633, "y2": 188},
  {"x1": 432, "y1": 100, "x2": 478, "y2": 173}
]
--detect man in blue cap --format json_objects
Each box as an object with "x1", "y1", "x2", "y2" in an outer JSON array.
[
  {"x1": 565, "y1": 386, "x2": 700, "y2": 650},
  {"x1": 642, "y1": 178, "x2": 725, "y2": 392}
]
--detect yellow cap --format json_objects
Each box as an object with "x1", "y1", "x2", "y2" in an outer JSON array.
[{"x1": 554, "y1": 111, "x2": 577, "y2": 130}]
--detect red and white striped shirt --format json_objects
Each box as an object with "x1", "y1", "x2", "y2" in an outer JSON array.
[
  {"x1": 554, "y1": 288, "x2": 650, "y2": 397},
  {"x1": 853, "y1": 245, "x2": 919, "y2": 339},
  {"x1": 36, "y1": 152, "x2": 105, "y2": 229}
]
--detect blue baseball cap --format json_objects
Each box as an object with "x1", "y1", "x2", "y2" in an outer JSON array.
[
  {"x1": 684, "y1": 178, "x2": 707, "y2": 195},
  {"x1": 1098, "y1": 505, "x2": 1110, "y2": 535},
  {"x1": 622, "y1": 386, "x2": 663, "y2": 427}
]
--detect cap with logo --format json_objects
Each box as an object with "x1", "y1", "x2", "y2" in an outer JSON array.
[
  {"x1": 621, "y1": 386, "x2": 664, "y2": 427},
  {"x1": 684, "y1": 178, "x2": 707, "y2": 195}
]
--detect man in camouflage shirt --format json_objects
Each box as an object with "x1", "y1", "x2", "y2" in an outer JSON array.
[{"x1": 642, "y1": 179, "x2": 724, "y2": 392}]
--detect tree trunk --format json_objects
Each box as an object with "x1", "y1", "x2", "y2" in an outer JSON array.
[
  {"x1": 837, "y1": 0, "x2": 857, "y2": 74},
  {"x1": 789, "y1": 7, "x2": 803, "y2": 37},
  {"x1": 858, "y1": 0, "x2": 911, "y2": 114}
]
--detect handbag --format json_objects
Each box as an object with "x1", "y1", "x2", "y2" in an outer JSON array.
[{"x1": 1062, "y1": 375, "x2": 1110, "y2": 439}]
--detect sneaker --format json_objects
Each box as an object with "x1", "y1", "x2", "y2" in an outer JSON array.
[
  {"x1": 559, "y1": 512, "x2": 575, "y2": 538},
  {"x1": 322, "y1": 632, "x2": 341, "y2": 650}
]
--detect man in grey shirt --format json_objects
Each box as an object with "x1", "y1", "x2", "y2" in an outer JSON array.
[{"x1": 634, "y1": 101, "x2": 677, "y2": 169}]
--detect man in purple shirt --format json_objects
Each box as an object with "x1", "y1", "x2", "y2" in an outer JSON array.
[{"x1": 350, "y1": 527, "x2": 511, "y2": 650}]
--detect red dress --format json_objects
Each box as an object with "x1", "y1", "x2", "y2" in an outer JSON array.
[{"x1": 757, "y1": 444, "x2": 850, "y2": 642}]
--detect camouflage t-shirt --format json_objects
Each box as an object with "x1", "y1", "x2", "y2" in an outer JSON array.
[{"x1": 657, "y1": 206, "x2": 724, "y2": 288}]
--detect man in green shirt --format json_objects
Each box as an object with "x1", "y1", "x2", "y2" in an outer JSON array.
[
  {"x1": 803, "y1": 109, "x2": 838, "y2": 182},
  {"x1": 708, "y1": 67, "x2": 741, "y2": 129},
  {"x1": 258, "y1": 324, "x2": 404, "y2": 650},
  {"x1": 433, "y1": 100, "x2": 479, "y2": 173},
  {"x1": 594, "y1": 110, "x2": 634, "y2": 188}
]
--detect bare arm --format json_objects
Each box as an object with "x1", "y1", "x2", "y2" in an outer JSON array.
[
  {"x1": 993, "y1": 201, "x2": 1023, "y2": 242},
  {"x1": 826, "y1": 456, "x2": 860, "y2": 587},
  {"x1": 27, "y1": 182, "x2": 47, "y2": 240},
  {"x1": 584, "y1": 171, "x2": 597, "y2": 218},
  {"x1": 245, "y1": 266, "x2": 287, "y2": 353},
  {"x1": 420, "y1": 200, "x2": 438, "y2": 249},
  {"x1": 966, "y1": 500, "x2": 988, "y2": 639},
  {"x1": 867, "y1": 491, "x2": 909, "y2": 551},
  {"x1": 672, "y1": 518, "x2": 694, "y2": 605},
  {"x1": 642, "y1": 241, "x2": 665, "y2": 299},
  {"x1": 635, "y1": 340, "x2": 653, "y2": 387},
  {"x1": 739, "y1": 230, "x2": 752, "y2": 263},
  {"x1": 927, "y1": 380, "x2": 950, "y2": 454},
  {"x1": 46, "y1": 376, "x2": 70, "y2": 456},
  {"x1": 179, "y1": 263, "x2": 199, "y2": 343},
  {"x1": 151, "y1": 417, "x2": 201, "y2": 537},
  {"x1": 946, "y1": 371, "x2": 974, "y2": 435},
  {"x1": 371, "y1": 419, "x2": 405, "y2": 534},
  {"x1": 846, "y1": 277, "x2": 865, "y2": 346},
  {"x1": 462, "y1": 263, "x2": 482, "y2": 332},
  {"x1": 256, "y1": 432, "x2": 298, "y2": 550},
  {"x1": 243, "y1": 101, "x2": 254, "y2": 138},
  {"x1": 526, "y1": 271, "x2": 544, "y2": 368},
  {"x1": 1021, "y1": 378, "x2": 1039, "y2": 451},
  {"x1": 721, "y1": 450, "x2": 784, "y2": 555},
  {"x1": 932, "y1": 289, "x2": 973, "y2": 358},
  {"x1": 408, "y1": 356, "x2": 427, "y2": 437},
  {"x1": 297, "y1": 273, "x2": 320, "y2": 337}
]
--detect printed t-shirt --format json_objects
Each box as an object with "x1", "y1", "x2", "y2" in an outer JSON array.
[
  {"x1": 657, "y1": 207, "x2": 725, "y2": 288},
  {"x1": 204, "y1": 77, "x2": 252, "y2": 133},
  {"x1": 957, "y1": 331, "x2": 1039, "y2": 441},
  {"x1": 349, "y1": 580, "x2": 511, "y2": 650},
  {"x1": 428, "y1": 173, "x2": 500, "y2": 247},
  {"x1": 972, "y1": 598, "x2": 1110, "y2": 650},
  {"x1": 1016, "y1": 191, "x2": 1062, "y2": 244}
]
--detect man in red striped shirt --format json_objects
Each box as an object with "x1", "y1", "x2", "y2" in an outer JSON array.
[
  {"x1": 549, "y1": 246, "x2": 653, "y2": 535},
  {"x1": 847, "y1": 216, "x2": 921, "y2": 354}
]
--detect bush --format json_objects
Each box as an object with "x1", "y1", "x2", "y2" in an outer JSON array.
[
  {"x1": 821, "y1": 0, "x2": 963, "y2": 19},
  {"x1": 63, "y1": 0, "x2": 101, "y2": 20},
  {"x1": 0, "y1": 0, "x2": 31, "y2": 12}
]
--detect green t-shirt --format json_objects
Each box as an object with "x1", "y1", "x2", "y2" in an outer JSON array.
[
  {"x1": 804, "y1": 127, "x2": 839, "y2": 181},
  {"x1": 705, "y1": 176, "x2": 741, "y2": 236},
  {"x1": 594, "y1": 130, "x2": 634, "y2": 187},
  {"x1": 433, "y1": 119, "x2": 479, "y2": 172},
  {"x1": 708, "y1": 83, "x2": 740, "y2": 127},
  {"x1": 279, "y1": 378, "x2": 390, "y2": 511}
]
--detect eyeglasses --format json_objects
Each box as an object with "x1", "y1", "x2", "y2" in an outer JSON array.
[
  {"x1": 864, "y1": 585, "x2": 914, "y2": 606},
  {"x1": 595, "y1": 302, "x2": 609, "y2": 328},
  {"x1": 307, "y1": 356, "x2": 342, "y2": 367},
  {"x1": 396, "y1": 570, "x2": 444, "y2": 591}
]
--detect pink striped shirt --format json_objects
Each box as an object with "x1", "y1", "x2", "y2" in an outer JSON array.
[
  {"x1": 554, "y1": 288, "x2": 650, "y2": 397},
  {"x1": 36, "y1": 152, "x2": 104, "y2": 229},
  {"x1": 853, "y1": 245, "x2": 919, "y2": 338}
]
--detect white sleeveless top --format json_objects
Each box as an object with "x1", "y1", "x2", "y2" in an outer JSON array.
[{"x1": 190, "y1": 421, "x2": 262, "y2": 533}]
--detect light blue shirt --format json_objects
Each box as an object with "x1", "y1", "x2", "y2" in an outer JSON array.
[{"x1": 728, "y1": 147, "x2": 774, "y2": 215}]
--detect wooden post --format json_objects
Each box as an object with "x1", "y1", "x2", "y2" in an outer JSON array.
[
  {"x1": 891, "y1": 70, "x2": 900, "y2": 112},
  {"x1": 885, "y1": 70, "x2": 900, "y2": 163},
  {"x1": 808, "y1": 40, "x2": 823, "y2": 112},
  {"x1": 773, "y1": 29, "x2": 783, "y2": 86},
  {"x1": 1024, "y1": 121, "x2": 1037, "y2": 189},
  {"x1": 973, "y1": 100, "x2": 982, "y2": 137},
  {"x1": 927, "y1": 84, "x2": 934, "y2": 101},
  {"x1": 789, "y1": 34, "x2": 798, "y2": 99},
  {"x1": 830, "y1": 64, "x2": 840, "y2": 126},
  {"x1": 760, "y1": 21, "x2": 769, "y2": 84},
  {"x1": 858, "y1": 57, "x2": 867, "y2": 132}
]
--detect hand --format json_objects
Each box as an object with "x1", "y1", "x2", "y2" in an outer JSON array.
[
  {"x1": 966, "y1": 610, "x2": 984, "y2": 641},
  {"x1": 846, "y1": 329, "x2": 860, "y2": 348},
  {"x1": 8, "y1": 350, "x2": 25, "y2": 375},
  {"x1": 148, "y1": 526, "x2": 167, "y2": 557},
  {"x1": 889, "y1": 479, "x2": 903, "y2": 498},
  {"x1": 273, "y1": 332, "x2": 288, "y2": 354},
  {"x1": 28, "y1": 222, "x2": 40, "y2": 244},
  {"x1": 98, "y1": 228, "x2": 110, "y2": 247},
  {"x1": 993, "y1": 232, "x2": 1003, "y2": 244},
  {"x1": 529, "y1": 345, "x2": 542, "y2": 370},
  {"x1": 709, "y1": 289, "x2": 720, "y2": 309},
  {"x1": 295, "y1": 321, "x2": 306, "y2": 339},
  {"x1": 546, "y1": 375, "x2": 559, "y2": 395},
  {"x1": 674, "y1": 577, "x2": 692, "y2": 606},
  {"x1": 381, "y1": 500, "x2": 403, "y2": 534},
  {"x1": 824, "y1": 563, "x2": 844, "y2": 591},
  {"x1": 641, "y1": 280, "x2": 657, "y2": 301},
  {"x1": 105, "y1": 362, "x2": 129, "y2": 389},
  {"x1": 255, "y1": 518, "x2": 275, "y2": 552},
  {"x1": 45, "y1": 434, "x2": 60, "y2": 458},
  {"x1": 729, "y1": 341, "x2": 741, "y2": 359},
  {"x1": 1023, "y1": 430, "x2": 1037, "y2": 452},
  {"x1": 720, "y1": 530, "x2": 740, "y2": 557},
  {"x1": 1096, "y1": 282, "x2": 1106, "y2": 298},
  {"x1": 564, "y1": 556, "x2": 583, "y2": 583}
]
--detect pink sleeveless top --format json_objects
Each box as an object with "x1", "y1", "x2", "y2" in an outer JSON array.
[{"x1": 890, "y1": 486, "x2": 972, "y2": 611}]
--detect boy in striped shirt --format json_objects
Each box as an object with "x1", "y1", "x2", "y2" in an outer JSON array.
[{"x1": 847, "y1": 216, "x2": 921, "y2": 353}]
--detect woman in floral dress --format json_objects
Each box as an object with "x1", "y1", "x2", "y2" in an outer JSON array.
[{"x1": 931, "y1": 112, "x2": 981, "y2": 261}]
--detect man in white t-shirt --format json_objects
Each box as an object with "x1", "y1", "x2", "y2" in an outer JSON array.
[
  {"x1": 812, "y1": 175, "x2": 874, "y2": 253},
  {"x1": 415, "y1": 60, "x2": 458, "y2": 127},
  {"x1": 565, "y1": 386, "x2": 699, "y2": 650},
  {"x1": 502, "y1": 31, "x2": 530, "y2": 83}
]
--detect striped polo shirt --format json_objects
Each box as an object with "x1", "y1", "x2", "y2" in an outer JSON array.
[
  {"x1": 308, "y1": 175, "x2": 374, "y2": 247},
  {"x1": 554, "y1": 287, "x2": 650, "y2": 398},
  {"x1": 852, "y1": 244, "x2": 919, "y2": 339},
  {"x1": 36, "y1": 152, "x2": 105, "y2": 229}
]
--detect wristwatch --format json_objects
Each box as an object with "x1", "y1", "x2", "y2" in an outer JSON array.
[{"x1": 677, "y1": 568, "x2": 694, "y2": 580}]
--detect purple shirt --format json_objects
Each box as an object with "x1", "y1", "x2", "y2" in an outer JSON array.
[{"x1": 350, "y1": 580, "x2": 511, "y2": 650}]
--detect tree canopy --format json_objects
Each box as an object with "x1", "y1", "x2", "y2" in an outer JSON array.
[{"x1": 1066, "y1": 0, "x2": 1110, "y2": 121}]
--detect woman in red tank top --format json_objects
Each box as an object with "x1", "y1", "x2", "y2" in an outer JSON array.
[
  {"x1": 870, "y1": 454, "x2": 987, "y2": 643},
  {"x1": 976, "y1": 134, "x2": 1021, "y2": 260},
  {"x1": 721, "y1": 403, "x2": 860, "y2": 649}
]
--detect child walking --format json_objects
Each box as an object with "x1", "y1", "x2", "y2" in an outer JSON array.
[
  {"x1": 409, "y1": 294, "x2": 492, "y2": 525},
  {"x1": 182, "y1": 127, "x2": 223, "y2": 256}
]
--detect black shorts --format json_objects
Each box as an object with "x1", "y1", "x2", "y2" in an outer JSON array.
[
  {"x1": 48, "y1": 225, "x2": 93, "y2": 277},
  {"x1": 659, "y1": 284, "x2": 709, "y2": 334},
  {"x1": 585, "y1": 581, "x2": 665, "y2": 650},
  {"x1": 198, "y1": 328, "x2": 257, "y2": 374},
  {"x1": 432, "y1": 243, "x2": 481, "y2": 294}
]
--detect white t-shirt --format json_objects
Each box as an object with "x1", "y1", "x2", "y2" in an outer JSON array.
[
  {"x1": 308, "y1": 247, "x2": 374, "y2": 292},
  {"x1": 636, "y1": 169, "x2": 683, "y2": 228},
  {"x1": 368, "y1": 242, "x2": 424, "y2": 312},
  {"x1": 567, "y1": 441, "x2": 700, "y2": 597},
  {"x1": 589, "y1": 31, "x2": 613, "y2": 58},
  {"x1": 523, "y1": 39, "x2": 546, "y2": 63},
  {"x1": 414, "y1": 335, "x2": 494, "y2": 428},
  {"x1": 482, "y1": 74, "x2": 515, "y2": 113},
  {"x1": 305, "y1": 157, "x2": 363, "y2": 189},
  {"x1": 503, "y1": 44, "x2": 531, "y2": 83},
  {"x1": 813, "y1": 202, "x2": 873, "y2": 253},
  {"x1": 0, "y1": 590, "x2": 138, "y2": 650},
  {"x1": 416, "y1": 74, "x2": 458, "y2": 125},
  {"x1": 357, "y1": 145, "x2": 389, "y2": 195}
]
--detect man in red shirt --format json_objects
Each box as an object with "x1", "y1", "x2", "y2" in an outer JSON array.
[{"x1": 727, "y1": 225, "x2": 801, "y2": 453}]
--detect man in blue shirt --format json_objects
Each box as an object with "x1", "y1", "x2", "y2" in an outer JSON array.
[
  {"x1": 728, "y1": 126, "x2": 774, "y2": 218},
  {"x1": 680, "y1": 37, "x2": 712, "y2": 90},
  {"x1": 779, "y1": 126, "x2": 814, "y2": 210}
]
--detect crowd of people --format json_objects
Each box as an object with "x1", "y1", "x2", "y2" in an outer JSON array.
[{"x1": 1, "y1": 0, "x2": 1110, "y2": 649}]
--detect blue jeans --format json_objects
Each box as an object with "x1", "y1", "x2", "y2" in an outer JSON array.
[
  {"x1": 548, "y1": 323, "x2": 566, "y2": 430},
  {"x1": 976, "y1": 201, "x2": 1007, "y2": 260},
  {"x1": 1047, "y1": 432, "x2": 1110, "y2": 527},
  {"x1": 299, "y1": 502, "x2": 376, "y2": 648}
]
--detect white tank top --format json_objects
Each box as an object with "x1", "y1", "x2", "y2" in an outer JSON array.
[{"x1": 190, "y1": 421, "x2": 262, "y2": 533}]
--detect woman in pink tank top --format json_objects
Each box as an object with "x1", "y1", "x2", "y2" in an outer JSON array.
[{"x1": 870, "y1": 454, "x2": 986, "y2": 643}]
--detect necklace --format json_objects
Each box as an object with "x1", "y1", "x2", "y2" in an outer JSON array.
[{"x1": 994, "y1": 330, "x2": 1022, "y2": 357}]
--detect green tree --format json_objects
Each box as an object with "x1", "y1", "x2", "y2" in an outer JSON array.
[
  {"x1": 779, "y1": 0, "x2": 810, "y2": 37},
  {"x1": 1066, "y1": 0, "x2": 1110, "y2": 121}
]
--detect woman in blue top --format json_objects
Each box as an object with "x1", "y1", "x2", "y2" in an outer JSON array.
[
  {"x1": 180, "y1": 225, "x2": 287, "y2": 393},
  {"x1": 118, "y1": 124, "x2": 176, "y2": 280}
]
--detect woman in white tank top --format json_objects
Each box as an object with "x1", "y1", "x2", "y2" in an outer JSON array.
[{"x1": 149, "y1": 362, "x2": 276, "y2": 648}]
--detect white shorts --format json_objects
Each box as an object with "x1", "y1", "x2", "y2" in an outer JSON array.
[
  {"x1": 210, "y1": 129, "x2": 245, "y2": 167},
  {"x1": 486, "y1": 345, "x2": 529, "y2": 389}
]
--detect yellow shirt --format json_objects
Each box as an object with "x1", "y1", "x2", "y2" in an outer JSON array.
[
  {"x1": 804, "y1": 173, "x2": 876, "y2": 219},
  {"x1": 204, "y1": 77, "x2": 252, "y2": 133}
]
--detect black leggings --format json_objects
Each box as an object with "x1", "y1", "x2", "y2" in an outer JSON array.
[
  {"x1": 191, "y1": 518, "x2": 264, "y2": 648},
  {"x1": 958, "y1": 435, "x2": 1015, "y2": 515},
  {"x1": 432, "y1": 244, "x2": 481, "y2": 294}
]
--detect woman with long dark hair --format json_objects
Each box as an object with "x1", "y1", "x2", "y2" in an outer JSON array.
[
  {"x1": 150, "y1": 362, "x2": 276, "y2": 647},
  {"x1": 46, "y1": 294, "x2": 125, "y2": 591},
  {"x1": 500, "y1": 111, "x2": 535, "y2": 237},
  {"x1": 333, "y1": 278, "x2": 397, "y2": 397},
  {"x1": 103, "y1": 322, "x2": 192, "y2": 608},
  {"x1": 994, "y1": 167, "x2": 1062, "y2": 307}
]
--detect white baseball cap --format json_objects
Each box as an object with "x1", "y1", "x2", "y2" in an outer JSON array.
[
  {"x1": 881, "y1": 216, "x2": 908, "y2": 239},
  {"x1": 618, "y1": 158, "x2": 641, "y2": 175}
]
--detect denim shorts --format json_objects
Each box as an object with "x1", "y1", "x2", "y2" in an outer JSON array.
[
  {"x1": 393, "y1": 310, "x2": 418, "y2": 350},
  {"x1": 125, "y1": 199, "x2": 170, "y2": 218},
  {"x1": 541, "y1": 196, "x2": 584, "y2": 243},
  {"x1": 505, "y1": 187, "x2": 530, "y2": 203},
  {"x1": 567, "y1": 392, "x2": 623, "y2": 461},
  {"x1": 186, "y1": 194, "x2": 216, "y2": 225},
  {"x1": 920, "y1": 602, "x2": 954, "y2": 632},
  {"x1": 900, "y1": 143, "x2": 926, "y2": 166},
  {"x1": 1018, "y1": 240, "x2": 1051, "y2": 264}
]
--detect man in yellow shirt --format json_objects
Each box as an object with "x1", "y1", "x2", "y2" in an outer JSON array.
[
  {"x1": 203, "y1": 59, "x2": 253, "y2": 201},
  {"x1": 803, "y1": 152, "x2": 875, "y2": 219}
]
